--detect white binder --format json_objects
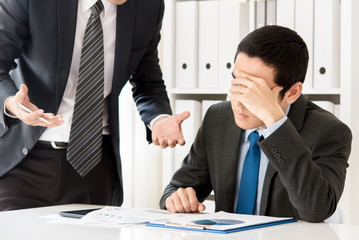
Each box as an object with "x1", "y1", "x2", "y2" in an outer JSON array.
[
  {"x1": 218, "y1": 1, "x2": 249, "y2": 90},
  {"x1": 313, "y1": 0, "x2": 340, "y2": 89},
  {"x1": 312, "y1": 101, "x2": 335, "y2": 114},
  {"x1": 202, "y1": 100, "x2": 222, "y2": 120},
  {"x1": 198, "y1": 0, "x2": 219, "y2": 89},
  {"x1": 175, "y1": 0, "x2": 198, "y2": 89},
  {"x1": 276, "y1": 0, "x2": 295, "y2": 29},
  {"x1": 295, "y1": 0, "x2": 314, "y2": 89},
  {"x1": 334, "y1": 104, "x2": 340, "y2": 119},
  {"x1": 173, "y1": 100, "x2": 202, "y2": 172},
  {"x1": 266, "y1": 0, "x2": 276, "y2": 26},
  {"x1": 255, "y1": 0, "x2": 266, "y2": 29}
]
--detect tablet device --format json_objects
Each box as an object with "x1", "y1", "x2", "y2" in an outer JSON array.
[{"x1": 59, "y1": 208, "x2": 101, "y2": 219}]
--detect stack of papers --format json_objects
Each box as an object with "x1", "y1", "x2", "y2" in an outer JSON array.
[
  {"x1": 79, "y1": 207, "x2": 172, "y2": 227},
  {"x1": 148, "y1": 211, "x2": 296, "y2": 234},
  {"x1": 57, "y1": 207, "x2": 296, "y2": 233},
  {"x1": 52, "y1": 206, "x2": 296, "y2": 233}
]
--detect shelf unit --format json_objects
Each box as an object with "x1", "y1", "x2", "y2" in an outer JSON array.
[{"x1": 160, "y1": 0, "x2": 359, "y2": 223}]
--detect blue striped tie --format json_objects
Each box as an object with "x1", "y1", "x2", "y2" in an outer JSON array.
[
  {"x1": 236, "y1": 131, "x2": 261, "y2": 214},
  {"x1": 67, "y1": 1, "x2": 104, "y2": 177}
]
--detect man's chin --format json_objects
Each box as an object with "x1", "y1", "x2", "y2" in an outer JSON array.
[{"x1": 234, "y1": 118, "x2": 263, "y2": 130}]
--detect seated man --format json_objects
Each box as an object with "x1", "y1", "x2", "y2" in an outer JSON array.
[{"x1": 159, "y1": 25, "x2": 352, "y2": 223}]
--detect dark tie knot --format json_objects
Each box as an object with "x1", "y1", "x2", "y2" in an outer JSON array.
[{"x1": 91, "y1": 0, "x2": 104, "y2": 16}]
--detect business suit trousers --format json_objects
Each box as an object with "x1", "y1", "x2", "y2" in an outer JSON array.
[{"x1": 0, "y1": 135, "x2": 118, "y2": 211}]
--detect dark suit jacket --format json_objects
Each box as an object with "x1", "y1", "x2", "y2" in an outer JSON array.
[
  {"x1": 160, "y1": 95, "x2": 352, "y2": 222},
  {"x1": 0, "y1": 0, "x2": 172, "y2": 205}
]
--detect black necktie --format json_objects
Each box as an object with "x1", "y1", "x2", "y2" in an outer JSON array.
[{"x1": 67, "y1": 0, "x2": 105, "y2": 177}]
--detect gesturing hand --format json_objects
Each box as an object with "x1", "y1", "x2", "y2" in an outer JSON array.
[
  {"x1": 4, "y1": 84, "x2": 64, "y2": 128},
  {"x1": 151, "y1": 111, "x2": 190, "y2": 148}
]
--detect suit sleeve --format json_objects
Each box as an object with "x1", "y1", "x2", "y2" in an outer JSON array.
[
  {"x1": 129, "y1": 0, "x2": 172, "y2": 142},
  {"x1": 0, "y1": 0, "x2": 29, "y2": 135},
  {"x1": 159, "y1": 120, "x2": 213, "y2": 209},
  {"x1": 259, "y1": 118, "x2": 352, "y2": 222}
]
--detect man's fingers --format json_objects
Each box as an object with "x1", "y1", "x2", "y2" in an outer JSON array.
[
  {"x1": 186, "y1": 187, "x2": 206, "y2": 212},
  {"x1": 177, "y1": 188, "x2": 192, "y2": 213},
  {"x1": 186, "y1": 187, "x2": 201, "y2": 212},
  {"x1": 16, "y1": 84, "x2": 29, "y2": 102},
  {"x1": 198, "y1": 203, "x2": 206, "y2": 212},
  {"x1": 171, "y1": 192, "x2": 185, "y2": 213},
  {"x1": 175, "y1": 136, "x2": 185, "y2": 146},
  {"x1": 165, "y1": 198, "x2": 177, "y2": 213},
  {"x1": 42, "y1": 114, "x2": 65, "y2": 128},
  {"x1": 166, "y1": 188, "x2": 205, "y2": 213},
  {"x1": 158, "y1": 138, "x2": 168, "y2": 148},
  {"x1": 151, "y1": 112, "x2": 189, "y2": 148},
  {"x1": 19, "y1": 109, "x2": 45, "y2": 124},
  {"x1": 167, "y1": 139, "x2": 177, "y2": 148},
  {"x1": 152, "y1": 136, "x2": 159, "y2": 145},
  {"x1": 179, "y1": 187, "x2": 202, "y2": 213},
  {"x1": 154, "y1": 136, "x2": 185, "y2": 148},
  {"x1": 177, "y1": 111, "x2": 190, "y2": 123},
  {"x1": 272, "y1": 85, "x2": 284, "y2": 97},
  {"x1": 18, "y1": 108, "x2": 64, "y2": 127}
]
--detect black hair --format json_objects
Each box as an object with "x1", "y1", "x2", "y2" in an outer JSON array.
[{"x1": 235, "y1": 25, "x2": 309, "y2": 98}]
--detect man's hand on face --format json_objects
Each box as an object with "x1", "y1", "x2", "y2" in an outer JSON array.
[
  {"x1": 4, "y1": 84, "x2": 64, "y2": 128},
  {"x1": 165, "y1": 187, "x2": 206, "y2": 213},
  {"x1": 229, "y1": 71, "x2": 285, "y2": 128}
]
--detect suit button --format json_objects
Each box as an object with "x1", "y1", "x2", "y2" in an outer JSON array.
[
  {"x1": 271, "y1": 148, "x2": 278, "y2": 153},
  {"x1": 274, "y1": 153, "x2": 281, "y2": 159},
  {"x1": 278, "y1": 159, "x2": 284, "y2": 164},
  {"x1": 22, "y1": 147, "x2": 29, "y2": 155}
]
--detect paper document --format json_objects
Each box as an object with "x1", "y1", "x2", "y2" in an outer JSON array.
[
  {"x1": 148, "y1": 211, "x2": 296, "y2": 234},
  {"x1": 55, "y1": 206, "x2": 295, "y2": 232},
  {"x1": 80, "y1": 207, "x2": 173, "y2": 227}
]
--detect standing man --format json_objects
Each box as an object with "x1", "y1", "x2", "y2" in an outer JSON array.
[
  {"x1": 160, "y1": 26, "x2": 352, "y2": 222},
  {"x1": 0, "y1": 0, "x2": 188, "y2": 210}
]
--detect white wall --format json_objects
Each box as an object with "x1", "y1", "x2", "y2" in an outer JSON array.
[
  {"x1": 119, "y1": 83, "x2": 164, "y2": 209},
  {"x1": 340, "y1": 0, "x2": 359, "y2": 225}
]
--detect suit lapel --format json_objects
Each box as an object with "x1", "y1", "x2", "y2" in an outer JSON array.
[
  {"x1": 111, "y1": 0, "x2": 135, "y2": 95},
  {"x1": 221, "y1": 121, "x2": 242, "y2": 212},
  {"x1": 259, "y1": 94, "x2": 308, "y2": 214},
  {"x1": 56, "y1": 0, "x2": 78, "y2": 106}
]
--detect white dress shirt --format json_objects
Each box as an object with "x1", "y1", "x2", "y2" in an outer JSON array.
[
  {"x1": 40, "y1": 0, "x2": 116, "y2": 141},
  {"x1": 234, "y1": 105, "x2": 291, "y2": 214}
]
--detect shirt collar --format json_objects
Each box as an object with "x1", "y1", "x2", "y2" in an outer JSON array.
[
  {"x1": 244, "y1": 104, "x2": 292, "y2": 140},
  {"x1": 81, "y1": 0, "x2": 111, "y2": 16}
]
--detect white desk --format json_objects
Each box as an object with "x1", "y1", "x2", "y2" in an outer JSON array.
[{"x1": 0, "y1": 204, "x2": 358, "y2": 240}]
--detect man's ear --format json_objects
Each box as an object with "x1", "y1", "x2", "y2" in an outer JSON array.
[{"x1": 284, "y1": 82, "x2": 303, "y2": 104}]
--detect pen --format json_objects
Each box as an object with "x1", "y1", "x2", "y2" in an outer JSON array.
[
  {"x1": 17, "y1": 103, "x2": 51, "y2": 124},
  {"x1": 165, "y1": 222, "x2": 207, "y2": 230}
]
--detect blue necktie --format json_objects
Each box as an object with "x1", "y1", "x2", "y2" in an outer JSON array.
[{"x1": 236, "y1": 131, "x2": 260, "y2": 214}]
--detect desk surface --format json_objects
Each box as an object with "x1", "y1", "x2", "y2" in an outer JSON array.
[{"x1": 0, "y1": 204, "x2": 358, "y2": 240}]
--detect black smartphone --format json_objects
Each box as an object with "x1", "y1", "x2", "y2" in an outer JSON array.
[{"x1": 59, "y1": 208, "x2": 101, "y2": 219}]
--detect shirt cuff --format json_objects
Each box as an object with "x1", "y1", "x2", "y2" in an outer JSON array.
[
  {"x1": 148, "y1": 114, "x2": 170, "y2": 130},
  {"x1": 3, "y1": 97, "x2": 17, "y2": 118},
  {"x1": 262, "y1": 116, "x2": 288, "y2": 139}
]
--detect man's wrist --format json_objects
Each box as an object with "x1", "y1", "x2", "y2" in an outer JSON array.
[
  {"x1": 148, "y1": 114, "x2": 170, "y2": 130},
  {"x1": 4, "y1": 97, "x2": 17, "y2": 118},
  {"x1": 263, "y1": 116, "x2": 287, "y2": 138}
]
